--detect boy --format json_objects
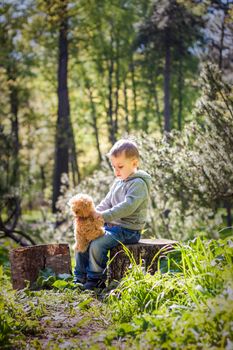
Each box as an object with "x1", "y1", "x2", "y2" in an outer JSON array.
[{"x1": 74, "y1": 139, "x2": 151, "y2": 290}]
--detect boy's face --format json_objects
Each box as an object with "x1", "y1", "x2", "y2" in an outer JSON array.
[{"x1": 110, "y1": 152, "x2": 139, "y2": 180}]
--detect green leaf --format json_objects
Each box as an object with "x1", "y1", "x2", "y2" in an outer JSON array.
[
  {"x1": 52, "y1": 280, "x2": 69, "y2": 289},
  {"x1": 117, "y1": 323, "x2": 136, "y2": 336},
  {"x1": 77, "y1": 298, "x2": 93, "y2": 310}
]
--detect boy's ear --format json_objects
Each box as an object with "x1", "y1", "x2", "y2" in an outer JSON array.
[{"x1": 132, "y1": 157, "x2": 139, "y2": 167}]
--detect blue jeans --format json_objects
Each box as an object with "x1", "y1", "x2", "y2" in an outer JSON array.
[{"x1": 74, "y1": 224, "x2": 141, "y2": 281}]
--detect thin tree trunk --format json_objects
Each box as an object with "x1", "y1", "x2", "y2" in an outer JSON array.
[
  {"x1": 123, "y1": 79, "x2": 129, "y2": 133},
  {"x1": 143, "y1": 93, "x2": 150, "y2": 133},
  {"x1": 130, "y1": 57, "x2": 138, "y2": 129},
  {"x1": 114, "y1": 37, "x2": 120, "y2": 138},
  {"x1": 218, "y1": 13, "x2": 225, "y2": 69},
  {"x1": 177, "y1": 33, "x2": 184, "y2": 131},
  {"x1": 219, "y1": 3, "x2": 232, "y2": 227},
  {"x1": 153, "y1": 82, "x2": 162, "y2": 131},
  {"x1": 85, "y1": 77, "x2": 102, "y2": 163},
  {"x1": 40, "y1": 165, "x2": 46, "y2": 193},
  {"x1": 149, "y1": 70, "x2": 162, "y2": 131},
  {"x1": 7, "y1": 67, "x2": 20, "y2": 186},
  {"x1": 225, "y1": 201, "x2": 232, "y2": 227},
  {"x1": 7, "y1": 66, "x2": 21, "y2": 222},
  {"x1": 164, "y1": 29, "x2": 171, "y2": 132},
  {"x1": 177, "y1": 55, "x2": 183, "y2": 131},
  {"x1": 68, "y1": 119, "x2": 81, "y2": 186},
  {"x1": 52, "y1": 11, "x2": 70, "y2": 213},
  {"x1": 107, "y1": 56, "x2": 115, "y2": 145}
]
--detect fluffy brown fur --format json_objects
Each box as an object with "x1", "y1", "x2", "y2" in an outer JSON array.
[{"x1": 68, "y1": 194, "x2": 104, "y2": 252}]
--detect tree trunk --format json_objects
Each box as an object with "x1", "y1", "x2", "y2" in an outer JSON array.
[
  {"x1": 123, "y1": 80, "x2": 129, "y2": 133},
  {"x1": 52, "y1": 11, "x2": 70, "y2": 213},
  {"x1": 130, "y1": 57, "x2": 138, "y2": 129},
  {"x1": 216, "y1": 2, "x2": 232, "y2": 226},
  {"x1": 151, "y1": 77, "x2": 162, "y2": 131},
  {"x1": 85, "y1": 77, "x2": 102, "y2": 163},
  {"x1": 7, "y1": 66, "x2": 20, "y2": 187},
  {"x1": 68, "y1": 118, "x2": 81, "y2": 187},
  {"x1": 143, "y1": 91, "x2": 151, "y2": 133},
  {"x1": 218, "y1": 13, "x2": 225, "y2": 70},
  {"x1": 107, "y1": 56, "x2": 115, "y2": 145},
  {"x1": 109, "y1": 238, "x2": 177, "y2": 281},
  {"x1": 114, "y1": 37, "x2": 120, "y2": 137},
  {"x1": 164, "y1": 29, "x2": 171, "y2": 132},
  {"x1": 10, "y1": 244, "x2": 72, "y2": 290},
  {"x1": 40, "y1": 165, "x2": 46, "y2": 193},
  {"x1": 177, "y1": 51, "x2": 183, "y2": 131},
  {"x1": 226, "y1": 201, "x2": 232, "y2": 228},
  {"x1": 6, "y1": 65, "x2": 21, "y2": 223}
]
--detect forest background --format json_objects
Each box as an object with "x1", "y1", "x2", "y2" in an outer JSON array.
[
  {"x1": 1, "y1": 0, "x2": 233, "y2": 348},
  {"x1": 0, "y1": 0, "x2": 233, "y2": 249}
]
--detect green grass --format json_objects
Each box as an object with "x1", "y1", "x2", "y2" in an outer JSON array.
[
  {"x1": 0, "y1": 266, "x2": 42, "y2": 347},
  {"x1": 104, "y1": 236, "x2": 233, "y2": 349},
  {"x1": 1, "y1": 235, "x2": 233, "y2": 349}
]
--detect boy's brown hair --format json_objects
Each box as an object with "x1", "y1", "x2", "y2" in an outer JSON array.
[{"x1": 108, "y1": 139, "x2": 140, "y2": 159}]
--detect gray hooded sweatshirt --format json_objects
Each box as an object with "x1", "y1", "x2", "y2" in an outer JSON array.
[{"x1": 96, "y1": 170, "x2": 152, "y2": 230}]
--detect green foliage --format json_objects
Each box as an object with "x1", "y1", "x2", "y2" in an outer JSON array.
[
  {"x1": 0, "y1": 243, "x2": 10, "y2": 267},
  {"x1": 0, "y1": 266, "x2": 41, "y2": 347},
  {"x1": 138, "y1": 63, "x2": 233, "y2": 239},
  {"x1": 34, "y1": 267, "x2": 75, "y2": 290},
  {"x1": 103, "y1": 236, "x2": 233, "y2": 349},
  {"x1": 108, "y1": 237, "x2": 233, "y2": 321},
  {"x1": 109, "y1": 295, "x2": 233, "y2": 349}
]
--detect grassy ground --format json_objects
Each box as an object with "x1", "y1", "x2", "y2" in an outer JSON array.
[
  {"x1": 1, "y1": 272, "x2": 115, "y2": 349},
  {"x1": 1, "y1": 235, "x2": 233, "y2": 349},
  {"x1": 17, "y1": 290, "x2": 111, "y2": 349}
]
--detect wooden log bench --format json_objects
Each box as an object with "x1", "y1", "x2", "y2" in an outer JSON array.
[
  {"x1": 9, "y1": 244, "x2": 72, "y2": 290},
  {"x1": 109, "y1": 238, "x2": 177, "y2": 281}
]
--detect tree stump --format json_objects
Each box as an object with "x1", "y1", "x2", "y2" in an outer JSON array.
[
  {"x1": 9, "y1": 244, "x2": 72, "y2": 290},
  {"x1": 109, "y1": 238, "x2": 177, "y2": 281}
]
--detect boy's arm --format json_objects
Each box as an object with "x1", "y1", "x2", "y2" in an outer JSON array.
[
  {"x1": 100, "y1": 180, "x2": 148, "y2": 222},
  {"x1": 96, "y1": 192, "x2": 112, "y2": 212},
  {"x1": 96, "y1": 181, "x2": 116, "y2": 212}
]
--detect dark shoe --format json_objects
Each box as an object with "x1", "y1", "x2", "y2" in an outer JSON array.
[
  {"x1": 73, "y1": 277, "x2": 86, "y2": 285},
  {"x1": 83, "y1": 279, "x2": 106, "y2": 290}
]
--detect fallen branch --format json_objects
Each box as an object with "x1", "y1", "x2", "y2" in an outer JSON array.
[{"x1": 0, "y1": 228, "x2": 36, "y2": 246}]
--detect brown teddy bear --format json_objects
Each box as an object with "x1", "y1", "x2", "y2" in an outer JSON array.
[{"x1": 68, "y1": 193, "x2": 105, "y2": 252}]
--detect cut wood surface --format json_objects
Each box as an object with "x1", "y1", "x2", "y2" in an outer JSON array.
[
  {"x1": 10, "y1": 244, "x2": 72, "y2": 290},
  {"x1": 109, "y1": 238, "x2": 177, "y2": 281}
]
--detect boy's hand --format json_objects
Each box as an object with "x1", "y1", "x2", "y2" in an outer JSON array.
[
  {"x1": 94, "y1": 211, "x2": 104, "y2": 225},
  {"x1": 94, "y1": 211, "x2": 103, "y2": 220}
]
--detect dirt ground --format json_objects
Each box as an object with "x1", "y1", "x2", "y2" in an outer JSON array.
[{"x1": 15, "y1": 289, "x2": 126, "y2": 350}]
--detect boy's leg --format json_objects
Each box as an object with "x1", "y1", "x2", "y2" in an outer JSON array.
[
  {"x1": 85, "y1": 226, "x2": 124, "y2": 285},
  {"x1": 121, "y1": 227, "x2": 141, "y2": 244},
  {"x1": 74, "y1": 249, "x2": 89, "y2": 283}
]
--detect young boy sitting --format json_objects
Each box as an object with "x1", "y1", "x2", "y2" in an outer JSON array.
[{"x1": 74, "y1": 139, "x2": 151, "y2": 290}]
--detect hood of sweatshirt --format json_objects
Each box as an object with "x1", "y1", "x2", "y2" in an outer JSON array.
[{"x1": 125, "y1": 170, "x2": 152, "y2": 192}]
